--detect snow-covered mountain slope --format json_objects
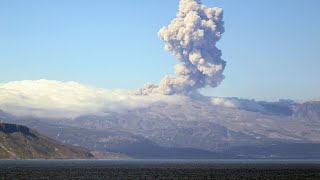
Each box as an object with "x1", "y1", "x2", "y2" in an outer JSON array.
[{"x1": 69, "y1": 98, "x2": 320, "y2": 151}]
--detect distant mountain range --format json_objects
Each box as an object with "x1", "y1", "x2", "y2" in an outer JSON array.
[
  {"x1": 293, "y1": 101, "x2": 320, "y2": 121},
  {"x1": 0, "y1": 123, "x2": 93, "y2": 159},
  {"x1": 1, "y1": 99, "x2": 320, "y2": 159}
]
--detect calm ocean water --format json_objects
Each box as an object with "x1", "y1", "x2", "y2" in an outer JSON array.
[{"x1": 1, "y1": 159, "x2": 320, "y2": 179}]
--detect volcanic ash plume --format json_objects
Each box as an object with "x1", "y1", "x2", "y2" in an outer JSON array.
[{"x1": 138, "y1": 0, "x2": 226, "y2": 95}]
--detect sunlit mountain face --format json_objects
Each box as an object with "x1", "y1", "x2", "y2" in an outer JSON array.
[{"x1": 1, "y1": 80, "x2": 320, "y2": 159}]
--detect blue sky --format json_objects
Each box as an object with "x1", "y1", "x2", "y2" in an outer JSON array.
[{"x1": 0, "y1": 0, "x2": 319, "y2": 101}]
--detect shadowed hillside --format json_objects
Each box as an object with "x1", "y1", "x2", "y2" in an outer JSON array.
[{"x1": 0, "y1": 123, "x2": 93, "y2": 159}]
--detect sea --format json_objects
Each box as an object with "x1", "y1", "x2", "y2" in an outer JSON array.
[{"x1": 1, "y1": 159, "x2": 320, "y2": 179}]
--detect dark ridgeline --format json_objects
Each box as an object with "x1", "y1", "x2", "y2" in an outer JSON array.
[
  {"x1": 0, "y1": 123, "x2": 36, "y2": 137},
  {"x1": 0, "y1": 123, "x2": 93, "y2": 159}
]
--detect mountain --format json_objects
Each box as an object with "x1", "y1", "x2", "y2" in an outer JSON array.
[
  {"x1": 2, "y1": 98, "x2": 320, "y2": 159},
  {"x1": 6, "y1": 119, "x2": 220, "y2": 159},
  {"x1": 293, "y1": 101, "x2": 320, "y2": 121},
  {"x1": 0, "y1": 123, "x2": 93, "y2": 159},
  {"x1": 69, "y1": 99, "x2": 320, "y2": 152}
]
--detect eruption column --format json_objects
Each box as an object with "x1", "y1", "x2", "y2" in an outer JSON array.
[{"x1": 138, "y1": 0, "x2": 226, "y2": 95}]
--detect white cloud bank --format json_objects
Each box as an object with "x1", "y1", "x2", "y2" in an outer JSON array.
[
  {"x1": 0, "y1": 79, "x2": 184, "y2": 118},
  {"x1": 211, "y1": 97, "x2": 296, "y2": 116},
  {"x1": 211, "y1": 97, "x2": 265, "y2": 111},
  {"x1": 0, "y1": 79, "x2": 299, "y2": 119}
]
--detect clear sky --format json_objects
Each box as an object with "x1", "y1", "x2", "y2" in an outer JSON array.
[{"x1": 0, "y1": 0, "x2": 319, "y2": 101}]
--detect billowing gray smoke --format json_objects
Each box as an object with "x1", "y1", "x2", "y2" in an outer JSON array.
[{"x1": 138, "y1": 0, "x2": 226, "y2": 95}]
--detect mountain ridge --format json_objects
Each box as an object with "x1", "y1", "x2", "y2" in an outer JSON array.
[
  {"x1": 2, "y1": 97, "x2": 320, "y2": 159},
  {"x1": 293, "y1": 101, "x2": 320, "y2": 121},
  {"x1": 0, "y1": 123, "x2": 93, "y2": 159}
]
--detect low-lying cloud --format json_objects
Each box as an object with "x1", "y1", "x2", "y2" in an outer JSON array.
[
  {"x1": 211, "y1": 97, "x2": 265, "y2": 111},
  {"x1": 0, "y1": 79, "x2": 184, "y2": 118},
  {"x1": 0, "y1": 80, "x2": 298, "y2": 118},
  {"x1": 211, "y1": 97, "x2": 295, "y2": 116}
]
